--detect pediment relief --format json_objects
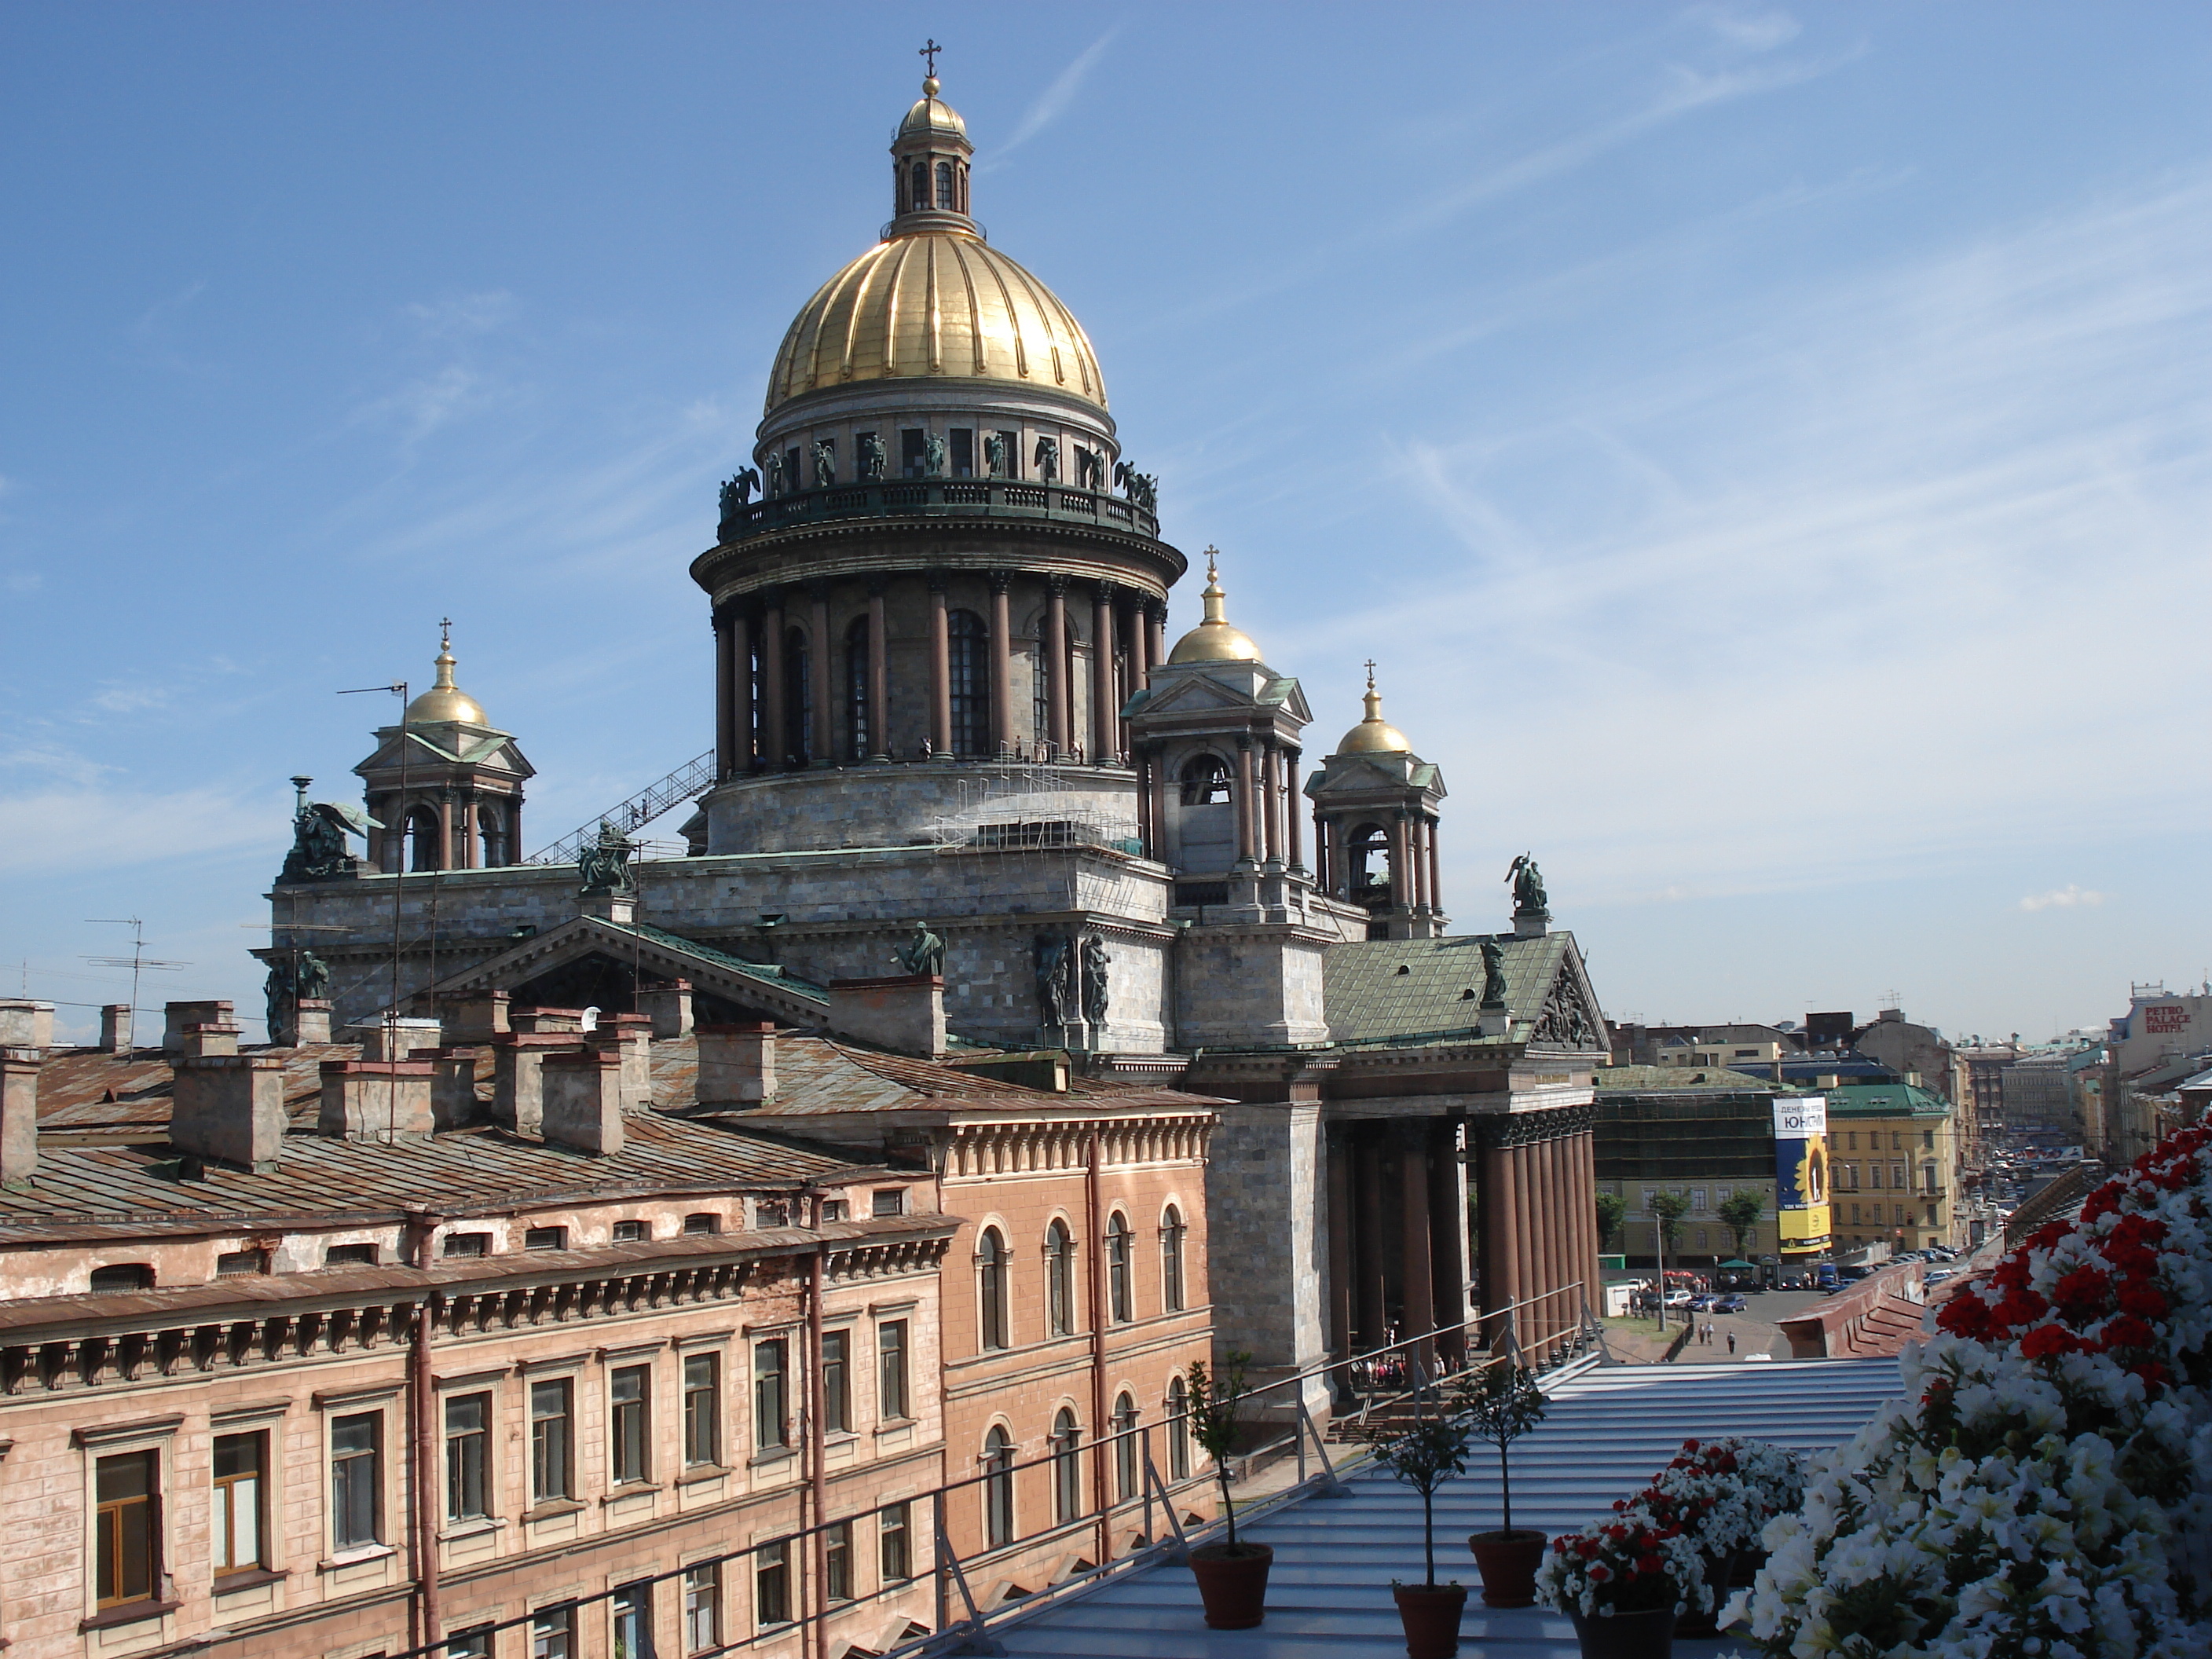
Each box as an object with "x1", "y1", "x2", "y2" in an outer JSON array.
[
  {"x1": 1133, "y1": 674, "x2": 1264, "y2": 718},
  {"x1": 1528, "y1": 950, "x2": 1607, "y2": 1052}
]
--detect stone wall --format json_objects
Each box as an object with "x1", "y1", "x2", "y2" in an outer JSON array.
[{"x1": 1202, "y1": 1102, "x2": 1331, "y2": 1415}]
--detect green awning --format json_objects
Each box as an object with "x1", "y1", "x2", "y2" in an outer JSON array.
[{"x1": 1717, "y1": 1259, "x2": 1757, "y2": 1269}]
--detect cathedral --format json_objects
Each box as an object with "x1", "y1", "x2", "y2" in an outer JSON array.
[{"x1": 269, "y1": 68, "x2": 1613, "y2": 1399}]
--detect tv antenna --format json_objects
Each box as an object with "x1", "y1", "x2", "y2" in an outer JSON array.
[
  {"x1": 84, "y1": 917, "x2": 189, "y2": 1033},
  {"x1": 340, "y1": 670, "x2": 412, "y2": 1139}
]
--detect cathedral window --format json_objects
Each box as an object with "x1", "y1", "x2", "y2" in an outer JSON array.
[
  {"x1": 784, "y1": 628, "x2": 811, "y2": 765},
  {"x1": 1347, "y1": 822, "x2": 1391, "y2": 894},
  {"x1": 1160, "y1": 1204, "x2": 1186, "y2": 1312},
  {"x1": 845, "y1": 616, "x2": 871, "y2": 760},
  {"x1": 1179, "y1": 755, "x2": 1231, "y2": 806},
  {"x1": 982, "y1": 1426, "x2": 1015, "y2": 1547},
  {"x1": 950, "y1": 428, "x2": 974, "y2": 478},
  {"x1": 947, "y1": 609, "x2": 989, "y2": 756},
  {"x1": 910, "y1": 160, "x2": 928, "y2": 213},
  {"x1": 936, "y1": 159, "x2": 955, "y2": 210},
  {"x1": 404, "y1": 805, "x2": 442, "y2": 872},
  {"x1": 1046, "y1": 1219, "x2": 1076, "y2": 1335},
  {"x1": 1112, "y1": 1393, "x2": 1141, "y2": 1500},
  {"x1": 1165, "y1": 1377, "x2": 1192, "y2": 1480},
  {"x1": 1050, "y1": 1408, "x2": 1082, "y2": 1522},
  {"x1": 478, "y1": 804, "x2": 506, "y2": 867},
  {"x1": 1104, "y1": 1211, "x2": 1133, "y2": 1323},
  {"x1": 900, "y1": 428, "x2": 928, "y2": 477}
]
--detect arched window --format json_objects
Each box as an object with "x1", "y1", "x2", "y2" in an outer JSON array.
[
  {"x1": 947, "y1": 609, "x2": 989, "y2": 756},
  {"x1": 1159, "y1": 1204, "x2": 1186, "y2": 1313},
  {"x1": 983, "y1": 1426, "x2": 1015, "y2": 1547},
  {"x1": 1104, "y1": 1212, "x2": 1133, "y2": 1324},
  {"x1": 1111, "y1": 1392, "x2": 1140, "y2": 1501},
  {"x1": 477, "y1": 803, "x2": 506, "y2": 867},
  {"x1": 1180, "y1": 754, "x2": 1231, "y2": 806},
  {"x1": 910, "y1": 160, "x2": 928, "y2": 214},
  {"x1": 1050, "y1": 1408, "x2": 1082, "y2": 1523},
  {"x1": 405, "y1": 805, "x2": 442, "y2": 872},
  {"x1": 845, "y1": 615, "x2": 871, "y2": 761},
  {"x1": 976, "y1": 1227, "x2": 1009, "y2": 1351},
  {"x1": 1349, "y1": 822, "x2": 1391, "y2": 894},
  {"x1": 1046, "y1": 1219, "x2": 1076, "y2": 1337},
  {"x1": 936, "y1": 159, "x2": 956, "y2": 211},
  {"x1": 1165, "y1": 1377, "x2": 1191, "y2": 1481},
  {"x1": 784, "y1": 627, "x2": 812, "y2": 765}
]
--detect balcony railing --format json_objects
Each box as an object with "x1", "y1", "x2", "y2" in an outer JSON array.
[{"x1": 716, "y1": 478, "x2": 1161, "y2": 545}]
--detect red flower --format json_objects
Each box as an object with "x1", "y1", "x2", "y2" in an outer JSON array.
[
  {"x1": 1590, "y1": 1563, "x2": 1613, "y2": 1582},
  {"x1": 2116, "y1": 1283, "x2": 2169, "y2": 1320},
  {"x1": 2100, "y1": 1315, "x2": 2156, "y2": 1350},
  {"x1": 2020, "y1": 1324, "x2": 2078, "y2": 1361},
  {"x1": 1636, "y1": 1553, "x2": 1663, "y2": 1576}
]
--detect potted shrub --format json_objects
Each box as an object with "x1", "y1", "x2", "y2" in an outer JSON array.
[
  {"x1": 1536, "y1": 1500, "x2": 1707, "y2": 1659},
  {"x1": 1460, "y1": 1361, "x2": 1548, "y2": 1606},
  {"x1": 1372, "y1": 1409, "x2": 1475, "y2": 1658},
  {"x1": 1184, "y1": 1352, "x2": 1272, "y2": 1628},
  {"x1": 1637, "y1": 1445, "x2": 1760, "y2": 1636}
]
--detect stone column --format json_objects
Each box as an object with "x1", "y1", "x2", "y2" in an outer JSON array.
[
  {"x1": 1091, "y1": 581, "x2": 1116, "y2": 762},
  {"x1": 462, "y1": 799, "x2": 480, "y2": 870},
  {"x1": 1413, "y1": 819, "x2": 1431, "y2": 912},
  {"x1": 1147, "y1": 601, "x2": 1166, "y2": 671},
  {"x1": 1260, "y1": 742, "x2": 1282, "y2": 868},
  {"x1": 987, "y1": 571, "x2": 1013, "y2": 757},
  {"x1": 1390, "y1": 814, "x2": 1412, "y2": 916},
  {"x1": 762, "y1": 592, "x2": 787, "y2": 769},
  {"x1": 1537, "y1": 1135, "x2": 1564, "y2": 1354},
  {"x1": 1234, "y1": 738, "x2": 1258, "y2": 867},
  {"x1": 1513, "y1": 1143, "x2": 1539, "y2": 1350},
  {"x1": 508, "y1": 796, "x2": 522, "y2": 862},
  {"x1": 1147, "y1": 749, "x2": 1168, "y2": 862},
  {"x1": 1479, "y1": 1133, "x2": 1517, "y2": 1348},
  {"x1": 1286, "y1": 750, "x2": 1305, "y2": 873},
  {"x1": 808, "y1": 582, "x2": 833, "y2": 766},
  {"x1": 436, "y1": 793, "x2": 455, "y2": 872},
  {"x1": 927, "y1": 574, "x2": 952, "y2": 756},
  {"x1": 1354, "y1": 1126, "x2": 1387, "y2": 1350},
  {"x1": 1426, "y1": 1118, "x2": 1467, "y2": 1364},
  {"x1": 733, "y1": 609, "x2": 755, "y2": 773},
  {"x1": 1426, "y1": 817, "x2": 1443, "y2": 917},
  {"x1": 1044, "y1": 576, "x2": 1069, "y2": 756},
  {"x1": 1578, "y1": 1129, "x2": 1602, "y2": 1320},
  {"x1": 1326, "y1": 1123, "x2": 1353, "y2": 1364},
  {"x1": 866, "y1": 583, "x2": 890, "y2": 762},
  {"x1": 714, "y1": 610, "x2": 737, "y2": 778},
  {"x1": 1133, "y1": 745, "x2": 1152, "y2": 855},
  {"x1": 1397, "y1": 1120, "x2": 1437, "y2": 1368}
]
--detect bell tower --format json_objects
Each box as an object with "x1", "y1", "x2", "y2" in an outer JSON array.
[
  {"x1": 353, "y1": 625, "x2": 535, "y2": 873},
  {"x1": 1306, "y1": 668, "x2": 1448, "y2": 939}
]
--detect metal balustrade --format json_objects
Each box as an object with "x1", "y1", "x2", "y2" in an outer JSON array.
[{"x1": 716, "y1": 478, "x2": 1161, "y2": 545}]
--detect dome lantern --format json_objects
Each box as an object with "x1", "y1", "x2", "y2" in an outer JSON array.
[
  {"x1": 405, "y1": 622, "x2": 489, "y2": 727},
  {"x1": 1335, "y1": 663, "x2": 1412, "y2": 755},
  {"x1": 1166, "y1": 549, "x2": 1265, "y2": 665},
  {"x1": 891, "y1": 51, "x2": 975, "y2": 230}
]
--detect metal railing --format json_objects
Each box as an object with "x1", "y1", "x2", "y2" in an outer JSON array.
[
  {"x1": 716, "y1": 478, "x2": 1162, "y2": 545},
  {"x1": 526, "y1": 751, "x2": 716, "y2": 866},
  {"x1": 371, "y1": 1283, "x2": 1600, "y2": 1659}
]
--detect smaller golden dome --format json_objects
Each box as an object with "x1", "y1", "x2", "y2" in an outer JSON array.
[
  {"x1": 1337, "y1": 667, "x2": 1412, "y2": 754},
  {"x1": 405, "y1": 627, "x2": 489, "y2": 725},
  {"x1": 899, "y1": 81, "x2": 969, "y2": 142},
  {"x1": 1168, "y1": 550, "x2": 1264, "y2": 665}
]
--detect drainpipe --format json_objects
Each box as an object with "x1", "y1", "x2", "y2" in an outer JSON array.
[
  {"x1": 406, "y1": 1211, "x2": 442, "y2": 1654},
  {"x1": 806, "y1": 1240, "x2": 829, "y2": 1659},
  {"x1": 1085, "y1": 1131, "x2": 1111, "y2": 1566}
]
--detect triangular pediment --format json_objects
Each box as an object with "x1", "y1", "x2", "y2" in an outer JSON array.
[
  {"x1": 1133, "y1": 674, "x2": 1265, "y2": 716},
  {"x1": 1528, "y1": 943, "x2": 1608, "y2": 1053}
]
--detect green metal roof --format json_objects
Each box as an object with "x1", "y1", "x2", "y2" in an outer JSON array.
[
  {"x1": 1321, "y1": 932, "x2": 1574, "y2": 1048},
  {"x1": 1823, "y1": 1081, "x2": 1952, "y2": 1119}
]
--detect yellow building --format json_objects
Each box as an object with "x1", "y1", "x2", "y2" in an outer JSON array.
[{"x1": 1826, "y1": 1081, "x2": 1957, "y2": 1251}]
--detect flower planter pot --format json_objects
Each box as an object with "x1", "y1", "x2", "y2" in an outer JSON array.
[
  {"x1": 1189, "y1": 1541, "x2": 1273, "y2": 1629},
  {"x1": 1568, "y1": 1604, "x2": 1676, "y2": 1659},
  {"x1": 1730, "y1": 1546, "x2": 1769, "y2": 1588},
  {"x1": 1672, "y1": 1551, "x2": 1738, "y2": 1636},
  {"x1": 1467, "y1": 1528, "x2": 1548, "y2": 1607},
  {"x1": 1393, "y1": 1582, "x2": 1469, "y2": 1659}
]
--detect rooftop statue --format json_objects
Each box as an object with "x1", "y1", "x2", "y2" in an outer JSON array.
[
  {"x1": 1035, "y1": 934, "x2": 1074, "y2": 1027},
  {"x1": 858, "y1": 433, "x2": 888, "y2": 482},
  {"x1": 1033, "y1": 435, "x2": 1059, "y2": 484},
  {"x1": 984, "y1": 432, "x2": 1007, "y2": 478},
  {"x1": 577, "y1": 821, "x2": 636, "y2": 896},
  {"x1": 1075, "y1": 446, "x2": 1104, "y2": 491},
  {"x1": 764, "y1": 449, "x2": 786, "y2": 496},
  {"x1": 1507, "y1": 852, "x2": 1548, "y2": 915},
  {"x1": 719, "y1": 467, "x2": 760, "y2": 518},
  {"x1": 280, "y1": 798, "x2": 376, "y2": 884},
  {"x1": 1480, "y1": 940, "x2": 1509, "y2": 1009},
  {"x1": 1080, "y1": 935, "x2": 1111, "y2": 1024},
  {"x1": 897, "y1": 921, "x2": 947, "y2": 977},
  {"x1": 812, "y1": 439, "x2": 837, "y2": 489},
  {"x1": 925, "y1": 432, "x2": 947, "y2": 478},
  {"x1": 1113, "y1": 459, "x2": 1158, "y2": 515}
]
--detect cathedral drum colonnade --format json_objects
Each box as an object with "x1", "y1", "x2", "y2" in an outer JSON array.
[{"x1": 266, "y1": 66, "x2": 1614, "y2": 1434}]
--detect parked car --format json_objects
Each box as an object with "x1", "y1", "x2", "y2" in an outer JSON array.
[
  {"x1": 1925, "y1": 1270, "x2": 1954, "y2": 1286},
  {"x1": 1713, "y1": 1294, "x2": 1749, "y2": 1313},
  {"x1": 1664, "y1": 1288, "x2": 1695, "y2": 1307},
  {"x1": 1839, "y1": 1265, "x2": 1871, "y2": 1283},
  {"x1": 1689, "y1": 1293, "x2": 1718, "y2": 1310}
]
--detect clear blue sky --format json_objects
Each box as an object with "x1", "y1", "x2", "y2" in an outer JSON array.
[{"x1": 5, "y1": 3, "x2": 2208, "y2": 1044}]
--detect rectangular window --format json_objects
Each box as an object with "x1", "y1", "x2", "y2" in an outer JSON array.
[
  {"x1": 819, "y1": 1198, "x2": 848, "y2": 1221},
  {"x1": 1924, "y1": 1130, "x2": 1936, "y2": 1149},
  {"x1": 1893, "y1": 1164, "x2": 1907, "y2": 1190},
  {"x1": 880, "y1": 1500, "x2": 912, "y2": 1582},
  {"x1": 525, "y1": 1226, "x2": 568, "y2": 1251},
  {"x1": 901, "y1": 428, "x2": 927, "y2": 477},
  {"x1": 531, "y1": 1605, "x2": 573, "y2": 1659},
  {"x1": 824, "y1": 1520, "x2": 853, "y2": 1602},
  {"x1": 212, "y1": 1430, "x2": 264, "y2": 1577},
  {"x1": 1892, "y1": 1133, "x2": 1903, "y2": 1151},
  {"x1": 217, "y1": 1249, "x2": 268, "y2": 1276},
  {"x1": 950, "y1": 428, "x2": 974, "y2": 478},
  {"x1": 610, "y1": 1365, "x2": 651, "y2": 1485},
  {"x1": 1870, "y1": 1165, "x2": 1883, "y2": 1188},
  {"x1": 756, "y1": 1539, "x2": 792, "y2": 1627},
  {"x1": 1691, "y1": 1188, "x2": 1708, "y2": 1212},
  {"x1": 447, "y1": 1626, "x2": 493, "y2": 1657},
  {"x1": 754, "y1": 1340, "x2": 789, "y2": 1448},
  {"x1": 1851, "y1": 1203, "x2": 1862, "y2": 1223},
  {"x1": 877, "y1": 1320, "x2": 909, "y2": 1421},
  {"x1": 612, "y1": 1219, "x2": 648, "y2": 1242},
  {"x1": 1848, "y1": 1132, "x2": 1859, "y2": 1151},
  {"x1": 445, "y1": 1393, "x2": 491, "y2": 1522},
  {"x1": 95, "y1": 1449, "x2": 159, "y2": 1607},
  {"x1": 683, "y1": 1353, "x2": 720, "y2": 1467},
  {"x1": 443, "y1": 1232, "x2": 491, "y2": 1258},
  {"x1": 683, "y1": 1562, "x2": 721, "y2": 1654},
  {"x1": 873, "y1": 1187, "x2": 906, "y2": 1218},
  {"x1": 1694, "y1": 1228, "x2": 1708, "y2": 1251},
  {"x1": 331, "y1": 1412, "x2": 381, "y2": 1549},
  {"x1": 612, "y1": 1584, "x2": 651, "y2": 1659},
  {"x1": 324, "y1": 1242, "x2": 379, "y2": 1267},
  {"x1": 822, "y1": 1331, "x2": 850, "y2": 1434},
  {"x1": 683, "y1": 1212, "x2": 720, "y2": 1236},
  {"x1": 531, "y1": 1380, "x2": 573, "y2": 1501},
  {"x1": 755, "y1": 1198, "x2": 790, "y2": 1228}
]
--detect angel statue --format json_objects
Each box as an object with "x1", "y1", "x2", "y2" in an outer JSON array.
[{"x1": 1506, "y1": 852, "x2": 1548, "y2": 916}]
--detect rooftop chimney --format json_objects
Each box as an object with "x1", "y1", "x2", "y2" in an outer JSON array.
[
  {"x1": 697, "y1": 1022, "x2": 777, "y2": 1108},
  {"x1": 348, "y1": 1016, "x2": 443, "y2": 1062},
  {"x1": 489, "y1": 1032, "x2": 585, "y2": 1136},
  {"x1": 0, "y1": 1000, "x2": 54, "y2": 1053},
  {"x1": 0, "y1": 1047, "x2": 39, "y2": 1187},
  {"x1": 163, "y1": 1000, "x2": 233, "y2": 1053},
  {"x1": 638, "y1": 980, "x2": 694, "y2": 1038},
  {"x1": 290, "y1": 998, "x2": 333, "y2": 1045},
  {"x1": 99, "y1": 1004, "x2": 132, "y2": 1054},
  {"x1": 179, "y1": 1021, "x2": 242, "y2": 1059},
  {"x1": 540, "y1": 1048, "x2": 625, "y2": 1155},
  {"x1": 319, "y1": 1060, "x2": 436, "y2": 1141},
  {"x1": 827, "y1": 974, "x2": 947, "y2": 1058},
  {"x1": 509, "y1": 1006, "x2": 588, "y2": 1035},
  {"x1": 171, "y1": 1053, "x2": 288, "y2": 1171},
  {"x1": 436, "y1": 991, "x2": 511, "y2": 1045}
]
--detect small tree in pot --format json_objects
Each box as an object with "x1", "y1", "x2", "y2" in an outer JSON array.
[
  {"x1": 1461, "y1": 1361, "x2": 1549, "y2": 1606},
  {"x1": 1185, "y1": 1352, "x2": 1272, "y2": 1629},
  {"x1": 1373, "y1": 1408, "x2": 1476, "y2": 1658}
]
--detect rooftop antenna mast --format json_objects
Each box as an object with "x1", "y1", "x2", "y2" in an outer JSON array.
[
  {"x1": 85, "y1": 917, "x2": 189, "y2": 1041},
  {"x1": 342, "y1": 643, "x2": 419, "y2": 1142}
]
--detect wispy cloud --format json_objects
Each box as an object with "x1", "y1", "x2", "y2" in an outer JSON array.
[
  {"x1": 991, "y1": 29, "x2": 1119, "y2": 161},
  {"x1": 2020, "y1": 886, "x2": 2106, "y2": 912},
  {"x1": 0, "y1": 749, "x2": 276, "y2": 874}
]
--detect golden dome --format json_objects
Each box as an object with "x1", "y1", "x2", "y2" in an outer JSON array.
[
  {"x1": 405, "y1": 628, "x2": 489, "y2": 726},
  {"x1": 1337, "y1": 669, "x2": 1412, "y2": 754},
  {"x1": 764, "y1": 232, "x2": 1106, "y2": 415},
  {"x1": 1167, "y1": 550, "x2": 1265, "y2": 665},
  {"x1": 899, "y1": 77, "x2": 968, "y2": 140}
]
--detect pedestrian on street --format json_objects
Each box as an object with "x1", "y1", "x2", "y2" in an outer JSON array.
[{"x1": 1727, "y1": 1331, "x2": 1737, "y2": 1355}]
